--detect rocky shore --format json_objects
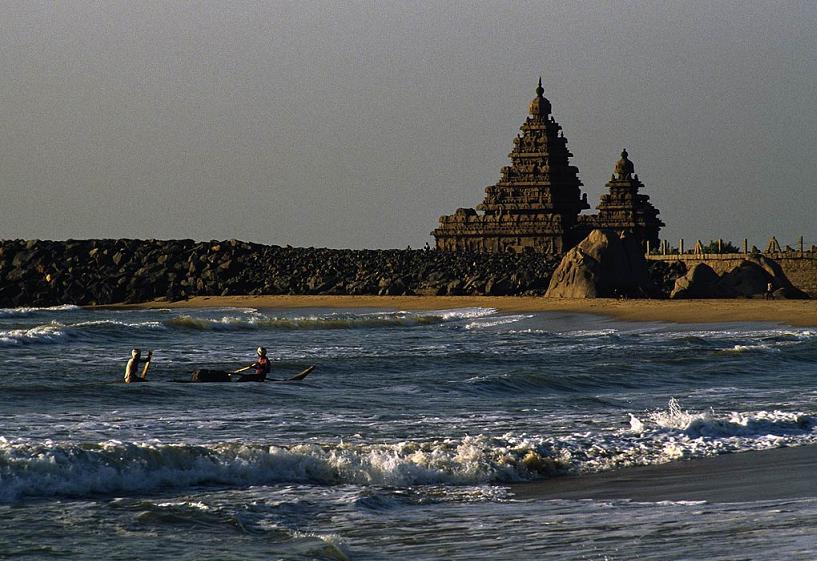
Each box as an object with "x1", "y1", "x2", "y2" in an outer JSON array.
[{"x1": 0, "y1": 239, "x2": 568, "y2": 307}]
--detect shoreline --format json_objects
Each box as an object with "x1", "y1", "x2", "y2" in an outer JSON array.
[
  {"x1": 103, "y1": 295, "x2": 817, "y2": 326},
  {"x1": 511, "y1": 444, "x2": 817, "y2": 503}
]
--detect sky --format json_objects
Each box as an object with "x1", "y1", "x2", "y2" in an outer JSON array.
[{"x1": 1, "y1": 1, "x2": 816, "y2": 250}]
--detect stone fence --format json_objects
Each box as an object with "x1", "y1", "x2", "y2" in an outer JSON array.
[
  {"x1": 648, "y1": 236, "x2": 816, "y2": 257},
  {"x1": 647, "y1": 237, "x2": 817, "y2": 296}
]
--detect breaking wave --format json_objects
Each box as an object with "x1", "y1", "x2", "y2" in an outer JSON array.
[
  {"x1": 0, "y1": 308, "x2": 498, "y2": 346},
  {"x1": 3, "y1": 399, "x2": 816, "y2": 502},
  {"x1": 0, "y1": 319, "x2": 165, "y2": 346},
  {"x1": 0, "y1": 323, "x2": 69, "y2": 346},
  {"x1": 166, "y1": 307, "x2": 496, "y2": 331},
  {"x1": 0, "y1": 304, "x2": 81, "y2": 318},
  {"x1": 0, "y1": 435, "x2": 553, "y2": 502}
]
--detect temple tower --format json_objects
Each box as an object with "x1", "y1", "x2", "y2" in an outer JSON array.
[
  {"x1": 432, "y1": 79, "x2": 590, "y2": 254},
  {"x1": 592, "y1": 149, "x2": 664, "y2": 249}
]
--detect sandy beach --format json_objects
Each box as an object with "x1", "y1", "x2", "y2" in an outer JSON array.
[
  {"x1": 113, "y1": 295, "x2": 817, "y2": 327},
  {"x1": 512, "y1": 444, "x2": 817, "y2": 503}
]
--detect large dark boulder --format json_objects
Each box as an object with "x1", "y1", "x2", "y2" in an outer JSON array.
[
  {"x1": 717, "y1": 261, "x2": 770, "y2": 297},
  {"x1": 545, "y1": 229, "x2": 655, "y2": 298},
  {"x1": 671, "y1": 256, "x2": 809, "y2": 299},
  {"x1": 670, "y1": 263, "x2": 722, "y2": 299}
]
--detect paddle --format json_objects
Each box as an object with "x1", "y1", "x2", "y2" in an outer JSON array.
[
  {"x1": 232, "y1": 365, "x2": 253, "y2": 374},
  {"x1": 287, "y1": 365, "x2": 315, "y2": 381}
]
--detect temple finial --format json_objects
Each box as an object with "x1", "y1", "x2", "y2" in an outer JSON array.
[
  {"x1": 536, "y1": 77, "x2": 544, "y2": 97},
  {"x1": 615, "y1": 148, "x2": 635, "y2": 179}
]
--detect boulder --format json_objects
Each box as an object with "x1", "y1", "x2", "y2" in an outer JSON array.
[
  {"x1": 717, "y1": 261, "x2": 770, "y2": 297},
  {"x1": 671, "y1": 257, "x2": 809, "y2": 299},
  {"x1": 670, "y1": 263, "x2": 721, "y2": 299},
  {"x1": 545, "y1": 229, "x2": 654, "y2": 298},
  {"x1": 772, "y1": 286, "x2": 809, "y2": 299}
]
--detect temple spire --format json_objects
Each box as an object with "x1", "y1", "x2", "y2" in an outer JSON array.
[
  {"x1": 433, "y1": 79, "x2": 587, "y2": 254},
  {"x1": 596, "y1": 147, "x2": 664, "y2": 249},
  {"x1": 614, "y1": 148, "x2": 635, "y2": 179},
  {"x1": 529, "y1": 76, "x2": 551, "y2": 117}
]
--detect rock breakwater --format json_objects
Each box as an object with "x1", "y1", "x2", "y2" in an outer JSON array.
[{"x1": 0, "y1": 239, "x2": 564, "y2": 307}]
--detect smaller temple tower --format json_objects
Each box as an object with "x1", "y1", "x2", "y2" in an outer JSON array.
[{"x1": 589, "y1": 149, "x2": 664, "y2": 249}]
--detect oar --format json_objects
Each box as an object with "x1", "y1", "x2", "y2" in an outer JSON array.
[
  {"x1": 287, "y1": 365, "x2": 315, "y2": 381},
  {"x1": 232, "y1": 365, "x2": 253, "y2": 374}
]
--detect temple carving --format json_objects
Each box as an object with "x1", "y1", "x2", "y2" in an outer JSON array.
[{"x1": 432, "y1": 79, "x2": 663, "y2": 254}]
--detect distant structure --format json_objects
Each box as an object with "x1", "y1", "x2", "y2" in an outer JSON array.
[
  {"x1": 432, "y1": 79, "x2": 663, "y2": 254},
  {"x1": 580, "y1": 149, "x2": 664, "y2": 250}
]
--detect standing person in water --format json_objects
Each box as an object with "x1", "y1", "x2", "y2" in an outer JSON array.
[
  {"x1": 238, "y1": 347, "x2": 271, "y2": 382},
  {"x1": 124, "y1": 348, "x2": 152, "y2": 383}
]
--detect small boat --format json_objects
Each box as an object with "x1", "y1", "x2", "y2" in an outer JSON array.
[{"x1": 175, "y1": 365, "x2": 316, "y2": 383}]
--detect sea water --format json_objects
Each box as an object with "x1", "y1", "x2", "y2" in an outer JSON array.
[{"x1": 1, "y1": 305, "x2": 816, "y2": 560}]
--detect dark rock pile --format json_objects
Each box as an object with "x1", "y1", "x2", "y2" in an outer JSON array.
[{"x1": 0, "y1": 239, "x2": 565, "y2": 307}]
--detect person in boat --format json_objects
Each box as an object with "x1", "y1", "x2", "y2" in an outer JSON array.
[
  {"x1": 238, "y1": 346, "x2": 271, "y2": 382},
  {"x1": 124, "y1": 348, "x2": 152, "y2": 383}
]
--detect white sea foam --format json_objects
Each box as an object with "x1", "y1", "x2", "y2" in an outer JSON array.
[
  {"x1": 155, "y1": 501, "x2": 212, "y2": 511},
  {"x1": 164, "y1": 308, "x2": 494, "y2": 331},
  {"x1": 0, "y1": 323, "x2": 68, "y2": 346},
  {"x1": 167, "y1": 313, "x2": 432, "y2": 330},
  {"x1": 0, "y1": 304, "x2": 81, "y2": 318},
  {"x1": 562, "y1": 329, "x2": 619, "y2": 337},
  {"x1": 72, "y1": 319, "x2": 166, "y2": 330},
  {"x1": 725, "y1": 343, "x2": 778, "y2": 353},
  {"x1": 465, "y1": 314, "x2": 532, "y2": 330},
  {"x1": 0, "y1": 318, "x2": 165, "y2": 346},
  {"x1": 431, "y1": 307, "x2": 497, "y2": 321}
]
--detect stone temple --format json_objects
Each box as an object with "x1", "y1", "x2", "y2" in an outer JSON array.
[{"x1": 432, "y1": 79, "x2": 663, "y2": 254}]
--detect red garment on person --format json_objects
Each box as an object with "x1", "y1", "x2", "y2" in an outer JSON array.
[{"x1": 255, "y1": 356, "x2": 271, "y2": 378}]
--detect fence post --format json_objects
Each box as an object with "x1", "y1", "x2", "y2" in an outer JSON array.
[
  {"x1": 718, "y1": 239, "x2": 722, "y2": 253},
  {"x1": 679, "y1": 239, "x2": 684, "y2": 255},
  {"x1": 743, "y1": 238, "x2": 748, "y2": 254},
  {"x1": 800, "y1": 236, "x2": 804, "y2": 253}
]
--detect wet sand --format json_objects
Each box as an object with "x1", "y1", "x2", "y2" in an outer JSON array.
[
  {"x1": 511, "y1": 445, "x2": 817, "y2": 503},
  {"x1": 113, "y1": 296, "x2": 817, "y2": 327}
]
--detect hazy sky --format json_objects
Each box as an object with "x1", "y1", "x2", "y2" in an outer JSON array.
[{"x1": 2, "y1": 1, "x2": 816, "y2": 249}]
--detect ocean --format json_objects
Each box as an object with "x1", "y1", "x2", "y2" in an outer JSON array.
[{"x1": 1, "y1": 304, "x2": 816, "y2": 560}]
